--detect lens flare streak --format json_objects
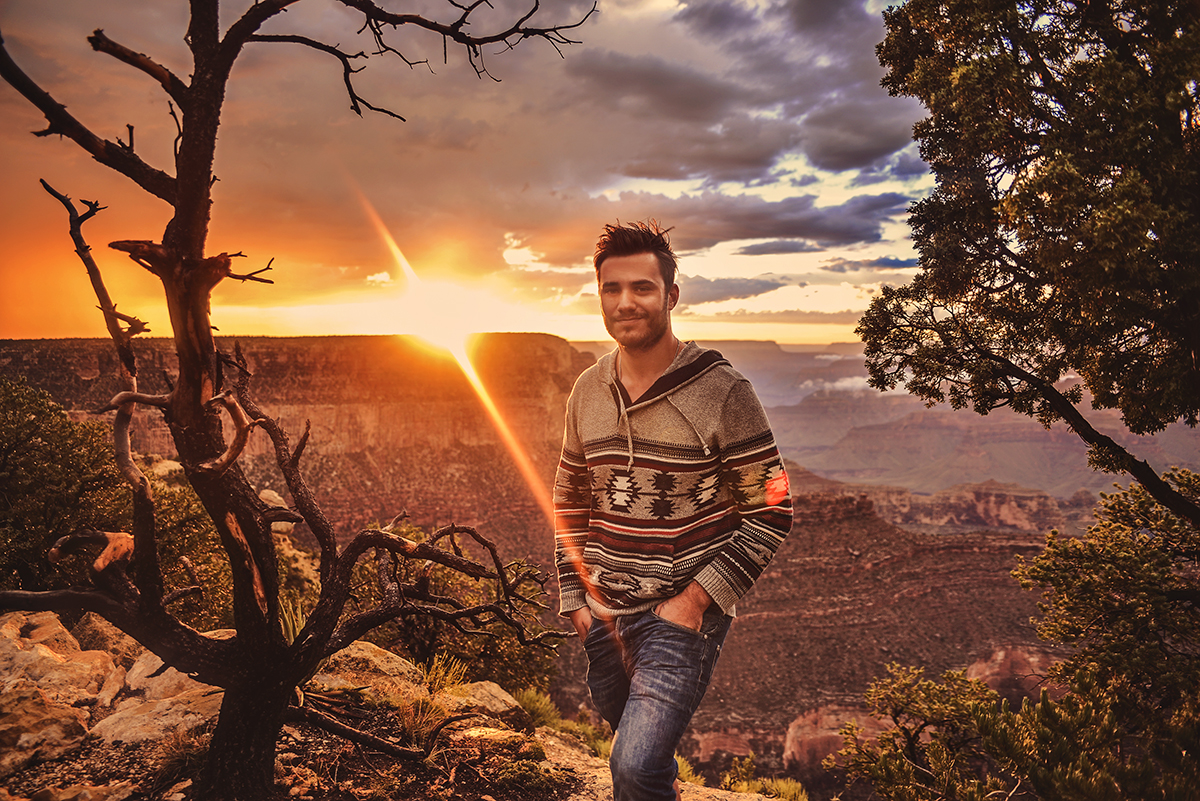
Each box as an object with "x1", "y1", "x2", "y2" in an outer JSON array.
[
  {"x1": 356, "y1": 187, "x2": 555, "y2": 529},
  {"x1": 447, "y1": 341, "x2": 556, "y2": 527}
]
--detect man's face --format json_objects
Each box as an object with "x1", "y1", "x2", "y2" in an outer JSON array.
[{"x1": 598, "y1": 252, "x2": 679, "y2": 351}]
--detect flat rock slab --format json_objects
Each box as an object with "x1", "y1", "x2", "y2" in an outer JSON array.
[{"x1": 88, "y1": 688, "x2": 224, "y2": 745}]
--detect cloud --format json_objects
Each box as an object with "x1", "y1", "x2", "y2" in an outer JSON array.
[
  {"x1": 497, "y1": 267, "x2": 593, "y2": 300},
  {"x1": 734, "y1": 240, "x2": 823, "y2": 256},
  {"x1": 687, "y1": 308, "x2": 866, "y2": 324},
  {"x1": 674, "y1": 1, "x2": 761, "y2": 38},
  {"x1": 820, "y1": 256, "x2": 919, "y2": 273},
  {"x1": 0, "y1": 0, "x2": 931, "y2": 342},
  {"x1": 564, "y1": 50, "x2": 745, "y2": 123},
  {"x1": 800, "y1": 99, "x2": 925, "y2": 172},
  {"x1": 620, "y1": 115, "x2": 803, "y2": 185},
  {"x1": 675, "y1": 274, "x2": 787, "y2": 306}
]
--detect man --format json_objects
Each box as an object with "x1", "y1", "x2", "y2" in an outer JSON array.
[{"x1": 554, "y1": 220, "x2": 793, "y2": 800}]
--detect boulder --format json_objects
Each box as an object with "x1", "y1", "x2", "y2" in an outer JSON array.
[
  {"x1": 309, "y1": 641, "x2": 427, "y2": 706},
  {"x1": 437, "y1": 681, "x2": 535, "y2": 734},
  {"x1": 28, "y1": 782, "x2": 137, "y2": 801},
  {"x1": 0, "y1": 678, "x2": 89, "y2": 779},
  {"x1": 0, "y1": 612, "x2": 121, "y2": 707},
  {"x1": 88, "y1": 687, "x2": 224, "y2": 745},
  {"x1": 1, "y1": 611, "x2": 78, "y2": 654},
  {"x1": 124, "y1": 635, "x2": 228, "y2": 701},
  {"x1": 70, "y1": 614, "x2": 144, "y2": 671}
]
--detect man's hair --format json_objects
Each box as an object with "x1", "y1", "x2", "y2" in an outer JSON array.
[{"x1": 593, "y1": 220, "x2": 678, "y2": 286}]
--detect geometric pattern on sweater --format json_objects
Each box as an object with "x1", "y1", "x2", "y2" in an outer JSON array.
[{"x1": 554, "y1": 343, "x2": 793, "y2": 619}]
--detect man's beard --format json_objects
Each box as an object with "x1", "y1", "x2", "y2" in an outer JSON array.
[{"x1": 603, "y1": 302, "x2": 670, "y2": 352}]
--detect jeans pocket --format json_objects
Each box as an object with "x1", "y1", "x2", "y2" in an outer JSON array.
[{"x1": 648, "y1": 609, "x2": 705, "y2": 637}]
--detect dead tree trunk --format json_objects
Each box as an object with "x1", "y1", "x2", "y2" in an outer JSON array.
[{"x1": 0, "y1": 4, "x2": 591, "y2": 798}]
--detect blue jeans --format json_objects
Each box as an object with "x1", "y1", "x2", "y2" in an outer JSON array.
[{"x1": 583, "y1": 607, "x2": 732, "y2": 801}]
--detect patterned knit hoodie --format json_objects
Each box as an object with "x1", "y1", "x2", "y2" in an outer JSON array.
[{"x1": 554, "y1": 341, "x2": 793, "y2": 618}]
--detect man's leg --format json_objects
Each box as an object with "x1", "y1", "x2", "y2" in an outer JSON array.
[
  {"x1": 608, "y1": 608, "x2": 730, "y2": 801},
  {"x1": 583, "y1": 615, "x2": 631, "y2": 731}
]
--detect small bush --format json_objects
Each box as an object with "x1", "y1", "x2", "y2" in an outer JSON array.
[
  {"x1": 716, "y1": 754, "x2": 809, "y2": 799},
  {"x1": 514, "y1": 688, "x2": 564, "y2": 729},
  {"x1": 421, "y1": 652, "x2": 468, "y2": 694},
  {"x1": 676, "y1": 755, "x2": 705, "y2": 787},
  {"x1": 759, "y1": 777, "x2": 810, "y2": 801},
  {"x1": 720, "y1": 754, "x2": 757, "y2": 790}
]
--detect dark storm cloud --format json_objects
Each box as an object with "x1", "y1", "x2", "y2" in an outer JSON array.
[
  {"x1": 665, "y1": 0, "x2": 927, "y2": 179},
  {"x1": 620, "y1": 115, "x2": 803, "y2": 185},
  {"x1": 800, "y1": 100, "x2": 924, "y2": 172},
  {"x1": 674, "y1": 0, "x2": 761, "y2": 37},
  {"x1": 675, "y1": 274, "x2": 787, "y2": 306},
  {"x1": 520, "y1": 189, "x2": 910, "y2": 266},
  {"x1": 564, "y1": 50, "x2": 744, "y2": 123},
  {"x1": 820, "y1": 256, "x2": 919, "y2": 273},
  {"x1": 660, "y1": 191, "x2": 910, "y2": 250}
]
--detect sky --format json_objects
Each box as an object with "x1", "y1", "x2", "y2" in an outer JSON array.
[{"x1": 0, "y1": 0, "x2": 930, "y2": 345}]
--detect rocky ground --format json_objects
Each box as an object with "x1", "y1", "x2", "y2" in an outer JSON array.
[{"x1": 0, "y1": 610, "x2": 769, "y2": 801}]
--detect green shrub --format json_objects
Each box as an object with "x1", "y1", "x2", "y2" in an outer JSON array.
[
  {"x1": 676, "y1": 755, "x2": 705, "y2": 787},
  {"x1": 421, "y1": 652, "x2": 468, "y2": 694},
  {"x1": 514, "y1": 688, "x2": 564, "y2": 729}
]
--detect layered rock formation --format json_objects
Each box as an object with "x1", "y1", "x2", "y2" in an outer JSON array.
[
  {"x1": 789, "y1": 466, "x2": 1096, "y2": 535},
  {"x1": 1, "y1": 336, "x2": 1079, "y2": 797},
  {"x1": 0, "y1": 334, "x2": 592, "y2": 562}
]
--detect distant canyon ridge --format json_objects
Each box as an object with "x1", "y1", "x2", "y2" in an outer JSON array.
[{"x1": 4, "y1": 334, "x2": 1197, "y2": 793}]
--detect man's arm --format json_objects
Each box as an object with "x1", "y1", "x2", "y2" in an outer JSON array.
[
  {"x1": 688, "y1": 379, "x2": 794, "y2": 614},
  {"x1": 554, "y1": 396, "x2": 592, "y2": 619}
]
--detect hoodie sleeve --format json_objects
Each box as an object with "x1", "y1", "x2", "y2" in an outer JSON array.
[
  {"x1": 553, "y1": 389, "x2": 592, "y2": 617},
  {"x1": 690, "y1": 379, "x2": 793, "y2": 614}
]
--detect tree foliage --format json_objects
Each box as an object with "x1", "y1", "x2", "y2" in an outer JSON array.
[
  {"x1": 0, "y1": 377, "x2": 126, "y2": 591},
  {"x1": 829, "y1": 473, "x2": 1200, "y2": 800},
  {"x1": 0, "y1": 376, "x2": 234, "y2": 630},
  {"x1": 860, "y1": 0, "x2": 1200, "y2": 527}
]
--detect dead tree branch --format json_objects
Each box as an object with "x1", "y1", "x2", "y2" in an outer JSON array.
[
  {"x1": 94, "y1": 391, "x2": 171, "y2": 414},
  {"x1": 247, "y1": 34, "x2": 405, "y2": 120},
  {"x1": 0, "y1": 34, "x2": 176, "y2": 204},
  {"x1": 198, "y1": 389, "x2": 264, "y2": 474},
  {"x1": 163, "y1": 557, "x2": 205, "y2": 605},
  {"x1": 232, "y1": 349, "x2": 340, "y2": 584},
  {"x1": 39, "y1": 181, "x2": 166, "y2": 608},
  {"x1": 88, "y1": 29, "x2": 190, "y2": 107},
  {"x1": 284, "y1": 705, "x2": 476, "y2": 759}
]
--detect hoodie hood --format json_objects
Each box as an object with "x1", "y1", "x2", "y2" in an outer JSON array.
[
  {"x1": 596, "y1": 341, "x2": 730, "y2": 468},
  {"x1": 597, "y1": 340, "x2": 729, "y2": 410}
]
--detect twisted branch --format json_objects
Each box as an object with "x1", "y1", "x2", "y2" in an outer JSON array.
[
  {"x1": 0, "y1": 34, "x2": 176, "y2": 204},
  {"x1": 232, "y1": 347, "x2": 339, "y2": 583},
  {"x1": 197, "y1": 389, "x2": 263, "y2": 474}
]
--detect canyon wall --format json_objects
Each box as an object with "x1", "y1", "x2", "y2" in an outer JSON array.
[{"x1": 0, "y1": 334, "x2": 593, "y2": 562}]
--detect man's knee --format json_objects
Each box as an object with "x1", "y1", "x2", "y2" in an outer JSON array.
[{"x1": 610, "y1": 739, "x2": 677, "y2": 800}]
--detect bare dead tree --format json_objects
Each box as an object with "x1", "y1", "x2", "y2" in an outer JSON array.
[{"x1": 0, "y1": 3, "x2": 590, "y2": 798}]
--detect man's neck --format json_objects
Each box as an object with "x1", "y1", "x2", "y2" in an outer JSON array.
[{"x1": 617, "y1": 333, "x2": 680, "y2": 401}]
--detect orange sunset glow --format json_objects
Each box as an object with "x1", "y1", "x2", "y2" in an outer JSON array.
[{"x1": 0, "y1": 1, "x2": 931, "y2": 347}]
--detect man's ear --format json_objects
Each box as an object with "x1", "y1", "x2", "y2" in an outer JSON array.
[{"x1": 668, "y1": 283, "x2": 680, "y2": 309}]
